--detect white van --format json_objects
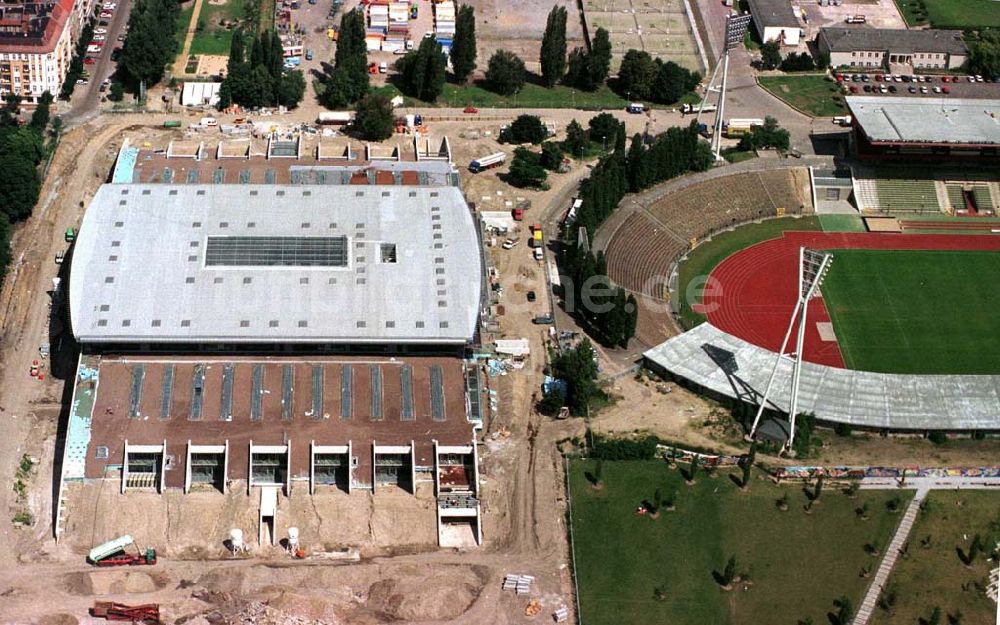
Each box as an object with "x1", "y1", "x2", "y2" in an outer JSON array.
[{"x1": 200, "y1": 117, "x2": 218, "y2": 127}]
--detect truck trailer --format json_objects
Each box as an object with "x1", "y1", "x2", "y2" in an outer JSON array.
[
  {"x1": 469, "y1": 152, "x2": 506, "y2": 173},
  {"x1": 317, "y1": 111, "x2": 354, "y2": 125},
  {"x1": 723, "y1": 118, "x2": 764, "y2": 138}
]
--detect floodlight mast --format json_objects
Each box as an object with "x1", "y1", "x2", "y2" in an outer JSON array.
[
  {"x1": 697, "y1": 13, "x2": 752, "y2": 161},
  {"x1": 748, "y1": 247, "x2": 833, "y2": 454}
]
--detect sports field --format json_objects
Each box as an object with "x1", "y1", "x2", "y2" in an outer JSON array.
[
  {"x1": 895, "y1": 0, "x2": 1000, "y2": 28},
  {"x1": 821, "y1": 249, "x2": 1000, "y2": 374},
  {"x1": 569, "y1": 459, "x2": 907, "y2": 625}
]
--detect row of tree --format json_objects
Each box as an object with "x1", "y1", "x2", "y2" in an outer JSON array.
[
  {"x1": 318, "y1": 9, "x2": 370, "y2": 108},
  {"x1": 219, "y1": 30, "x2": 306, "y2": 110},
  {"x1": 0, "y1": 92, "x2": 56, "y2": 285},
  {"x1": 118, "y1": 0, "x2": 181, "y2": 90},
  {"x1": 59, "y1": 19, "x2": 96, "y2": 100}
]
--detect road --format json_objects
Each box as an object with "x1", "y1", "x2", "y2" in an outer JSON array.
[{"x1": 64, "y1": 0, "x2": 133, "y2": 123}]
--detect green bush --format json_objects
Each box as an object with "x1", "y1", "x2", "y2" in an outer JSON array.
[{"x1": 591, "y1": 435, "x2": 660, "y2": 460}]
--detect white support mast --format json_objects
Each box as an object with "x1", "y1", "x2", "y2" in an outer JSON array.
[
  {"x1": 748, "y1": 247, "x2": 833, "y2": 454},
  {"x1": 696, "y1": 12, "x2": 752, "y2": 162}
]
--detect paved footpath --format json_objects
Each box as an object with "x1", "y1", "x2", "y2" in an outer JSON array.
[{"x1": 854, "y1": 476, "x2": 1000, "y2": 625}]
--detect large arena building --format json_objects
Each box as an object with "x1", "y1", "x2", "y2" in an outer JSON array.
[{"x1": 57, "y1": 140, "x2": 488, "y2": 548}]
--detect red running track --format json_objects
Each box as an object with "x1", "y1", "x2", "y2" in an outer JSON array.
[{"x1": 697, "y1": 231, "x2": 1000, "y2": 368}]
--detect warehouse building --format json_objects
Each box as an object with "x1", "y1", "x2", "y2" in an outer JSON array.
[
  {"x1": 58, "y1": 165, "x2": 487, "y2": 547},
  {"x1": 818, "y1": 27, "x2": 967, "y2": 72}
]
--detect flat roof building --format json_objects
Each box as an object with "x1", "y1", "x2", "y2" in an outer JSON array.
[
  {"x1": 69, "y1": 184, "x2": 483, "y2": 349},
  {"x1": 818, "y1": 27, "x2": 967, "y2": 72},
  {"x1": 59, "y1": 155, "x2": 488, "y2": 548},
  {"x1": 847, "y1": 96, "x2": 1000, "y2": 147},
  {"x1": 746, "y1": 0, "x2": 800, "y2": 46}
]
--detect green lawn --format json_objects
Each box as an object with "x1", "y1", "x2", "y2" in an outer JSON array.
[
  {"x1": 818, "y1": 214, "x2": 867, "y2": 233},
  {"x1": 569, "y1": 460, "x2": 909, "y2": 625},
  {"x1": 375, "y1": 80, "x2": 631, "y2": 110},
  {"x1": 821, "y1": 249, "x2": 1000, "y2": 374},
  {"x1": 677, "y1": 216, "x2": 821, "y2": 328},
  {"x1": 189, "y1": 0, "x2": 246, "y2": 56},
  {"x1": 870, "y1": 491, "x2": 1000, "y2": 625},
  {"x1": 895, "y1": 0, "x2": 1000, "y2": 28},
  {"x1": 175, "y1": 2, "x2": 196, "y2": 57},
  {"x1": 758, "y1": 74, "x2": 848, "y2": 117}
]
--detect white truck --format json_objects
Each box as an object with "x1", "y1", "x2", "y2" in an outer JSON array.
[
  {"x1": 681, "y1": 102, "x2": 717, "y2": 115},
  {"x1": 469, "y1": 152, "x2": 506, "y2": 173},
  {"x1": 317, "y1": 111, "x2": 354, "y2": 125}
]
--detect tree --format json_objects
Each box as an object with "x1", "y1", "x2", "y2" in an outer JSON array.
[
  {"x1": 588, "y1": 27, "x2": 612, "y2": 89},
  {"x1": 738, "y1": 116, "x2": 790, "y2": 151},
  {"x1": 549, "y1": 339, "x2": 600, "y2": 415},
  {"x1": 538, "y1": 385, "x2": 565, "y2": 414},
  {"x1": 506, "y1": 147, "x2": 548, "y2": 188},
  {"x1": 833, "y1": 596, "x2": 854, "y2": 625},
  {"x1": 927, "y1": 607, "x2": 942, "y2": 625},
  {"x1": 588, "y1": 112, "x2": 620, "y2": 147},
  {"x1": 399, "y1": 36, "x2": 446, "y2": 101},
  {"x1": 780, "y1": 52, "x2": 815, "y2": 72},
  {"x1": 0, "y1": 212, "x2": 11, "y2": 288},
  {"x1": 29, "y1": 91, "x2": 52, "y2": 131},
  {"x1": 717, "y1": 555, "x2": 737, "y2": 587},
  {"x1": 539, "y1": 141, "x2": 564, "y2": 171},
  {"x1": 109, "y1": 82, "x2": 125, "y2": 102},
  {"x1": 0, "y1": 152, "x2": 40, "y2": 221},
  {"x1": 539, "y1": 6, "x2": 567, "y2": 87},
  {"x1": 450, "y1": 4, "x2": 477, "y2": 83},
  {"x1": 760, "y1": 40, "x2": 781, "y2": 70},
  {"x1": 353, "y1": 94, "x2": 395, "y2": 140},
  {"x1": 485, "y1": 49, "x2": 526, "y2": 96},
  {"x1": 617, "y1": 50, "x2": 656, "y2": 100},
  {"x1": 654, "y1": 60, "x2": 692, "y2": 104},
  {"x1": 500, "y1": 114, "x2": 547, "y2": 144},
  {"x1": 320, "y1": 9, "x2": 369, "y2": 107},
  {"x1": 968, "y1": 29, "x2": 1000, "y2": 80},
  {"x1": 563, "y1": 119, "x2": 588, "y2": 157},
  {"x1": 277, "y1": 70, "x2": 306, "y2": 108},
  {"x1": 119, "y1": 0, "x2": 181, "y2": 89},
  {"x1": 564, "y1": 47, "x2": 589, "y2": 88}
]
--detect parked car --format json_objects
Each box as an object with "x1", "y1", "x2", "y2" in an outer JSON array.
[
  {"x1": 87, "y1": 44, "x2": 102, "y2": 53},
  {"x1": 100, "y1": 11, "x2": 113, "y2": 18},
  {"x1": 93, "y1": 34, "x2": 106, "y2": 41},
  {"x1": 863, "y1": 85, "x2": 872, "y2": 93},
  {"x1": 861, "y1": 74, "x2": 870, "y2": 82},
  {"x1": 920, "y1": 86, "x2": 928, "y2": 93},
  {"x1": 888, "y1": 85, "x2": 897, "y2": 93},
  {"x1": 942, "y1": 85, "x2": 951, "y2": 93},
  {"x1": 532, "y1": 314, "x2": 554, "y2": 325},
  {"x1": 908, "y1": 86, "x2": 916, "y2": 93},
  {"x1": 526, "y1": 291, "x2": 536, "y2": 302},
  {"x1": 84, "y1": 56, "x2": 97, "y2": 64},
  {"x1": 94, "y1": 27, "x2": 107, "y2": 34},
  {"x1": 933, "y1": 86, "x2": 942, "y2": 93}
]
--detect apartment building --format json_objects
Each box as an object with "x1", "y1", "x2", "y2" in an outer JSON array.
[{"x1": 0, "y1": 0, "x2": 76, "y2": 104}]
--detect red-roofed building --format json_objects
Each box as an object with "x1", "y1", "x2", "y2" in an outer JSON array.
[{"x1": 0, "y1": 0, "x2": 77, "y2": 104}]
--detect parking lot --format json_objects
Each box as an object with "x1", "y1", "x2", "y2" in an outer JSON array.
[{"x1": 835, "y1": 71, "x2": 1000, "y2": 99}]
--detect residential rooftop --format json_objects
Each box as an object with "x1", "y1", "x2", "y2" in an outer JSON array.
[
  {"x1": 68, "y1": 183, "x2": 483, "y2": 346},
  {"x1": 846, "y1": 96, "x2": 1000, "y2": 146},
  {"x1": 0, "y1": 0, "x2": 71, "y2": 53}
]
